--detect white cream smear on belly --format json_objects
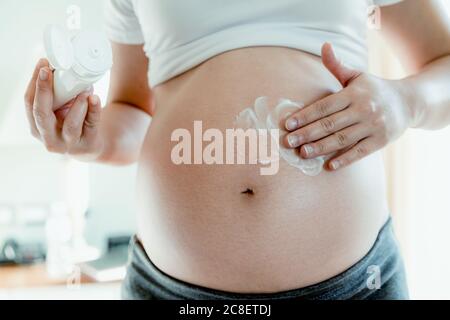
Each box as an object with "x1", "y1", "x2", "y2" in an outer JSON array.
[{"x1": 234, "y1": 97, "x2": 325, "y2": 176}]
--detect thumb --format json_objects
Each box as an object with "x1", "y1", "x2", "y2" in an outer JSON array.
[{"x1": 321, "y1": 43, "x2": 361, "y2": 87}]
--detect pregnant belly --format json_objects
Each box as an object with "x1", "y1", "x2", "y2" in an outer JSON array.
[{"x1": 136, "y1": 47, "x2": 390, "y2": 293}]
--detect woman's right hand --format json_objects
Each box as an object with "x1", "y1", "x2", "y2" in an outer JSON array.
[{"x1": 24, "y1": 58, "x2": 104, "y2": 161}]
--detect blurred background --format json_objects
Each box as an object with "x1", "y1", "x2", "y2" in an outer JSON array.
[
  {"x1": 0, "y1": 0, "x2": 449, "y2": 300},
  {"x1": 0, "y1": 0, "x2": 136, "y2": 299}
]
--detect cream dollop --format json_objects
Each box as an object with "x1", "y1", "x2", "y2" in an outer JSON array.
[{"x1": 234, "y1": 97, "x2": 325, "y2": 176}]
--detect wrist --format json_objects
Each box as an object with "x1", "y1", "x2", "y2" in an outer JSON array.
[{"x1": 394, "y1": 78, "x2": 423, "y2": 129}]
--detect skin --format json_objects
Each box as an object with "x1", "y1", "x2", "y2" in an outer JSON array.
[
  {"x1": 24, "y1": 51, "x2": 152, "y2": 164},
  {"x1": 23, "y1": 0, "x2": 450, "y2": 292},
  {"x1": 284, "y1": 0, "x2": 450, "y2": 170},
  {"x1": 134, "y1": 48, "x2": 389, "y2": 292},
  {"x1": 24, "y1": 0, "x2": 450, "y2": 169}
]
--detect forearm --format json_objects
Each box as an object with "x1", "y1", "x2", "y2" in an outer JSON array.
[
  {"x1": 96, "y1": 102, "x2": 151, "y2": 165},
  {"x1": 399, "y1": 54, "x2": 450, "y2": 130}
]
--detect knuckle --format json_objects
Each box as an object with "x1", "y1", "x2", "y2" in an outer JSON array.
[
  {"x1": 33, "y1": 108, "x2": 49, "y2": 123},
  {"x1": 335, "y1": 132, "x2": 348, "y2": 147},
  {"x1": 84, "y1": 118, "x2": 97, "y2": 130},
  {"x1": 315, "y1": 142, "x2": 326, "y2": 154},
  {"x1": 299, "y1": 130, "x2": 309, "y2": 142},
  {"x1": 63, "y1": 123, "x2": 80, "y2": 141},
  {"x1": 36, "y1": 81, "x2": 53, "y2": 95},
  {"x1": 44, "y1": 141, "x2": 62, "y2": 154},
  {"x1": 316, "y1": 101, "x2": 329, "y2": 118},
  {"x1": 297, "y1": 113, "x2": 308, "y2": 126},
  {"x1": 36, "y1": 81, "x2": 51, "y2": 92},
  {"x1": 319, "y1": 118, "x2": 335, "y2": 133},
  {"x1": 355, "y1": 145, "x2": 368, "y2": 157},
  {"x1": 63, "y1": 136, "x2": 77, "y2": 146}
]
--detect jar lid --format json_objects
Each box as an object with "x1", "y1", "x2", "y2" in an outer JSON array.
[
  {"x1": 43, "y1": 25, "x2": 74, "y2": 70},
  {"x1": 72, "y1": 30, "x2": 112, "y2": 76}
]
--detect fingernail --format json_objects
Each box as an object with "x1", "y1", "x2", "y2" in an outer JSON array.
[
  {"x1": 39, "y1": 69, "x2": 49, "y2": 81},
  {"x1": 330, "y1": 160, "x2": 341, "y2": 170},
  {"x1": 287, "y1": 135, "x2": 300, "y2": 148},
  {"x1": 286, "y1": 118, "x2": 299, "y2": 131},
  {"x1": 303, "y1": 145, "x2": 314, "y2": 156}
]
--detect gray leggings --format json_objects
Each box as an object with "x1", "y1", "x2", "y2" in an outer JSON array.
[{"x1": 121, "y1": 217, "x2": 409, "y2": 300}]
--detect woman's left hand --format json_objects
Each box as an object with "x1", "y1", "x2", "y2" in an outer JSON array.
[{"x1": 284, "y1": 43, "x2": 414, "y2": 171}]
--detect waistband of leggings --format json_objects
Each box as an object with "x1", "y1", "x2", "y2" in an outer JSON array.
[{"x1": 128, "y1": 217, "x2": 399, "y2": 300}]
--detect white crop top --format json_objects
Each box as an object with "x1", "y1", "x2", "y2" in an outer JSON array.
[{"x1": 104, "y1": 0, "x2": 403, "y2": 88}]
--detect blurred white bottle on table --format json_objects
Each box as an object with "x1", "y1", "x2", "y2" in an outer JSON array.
[
  {"x1": 45, "y1": 202, "x2": 73, "y2": 279},
  {"x1": 43, "y1": 25, "x2": 113, "y2": 109}
]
